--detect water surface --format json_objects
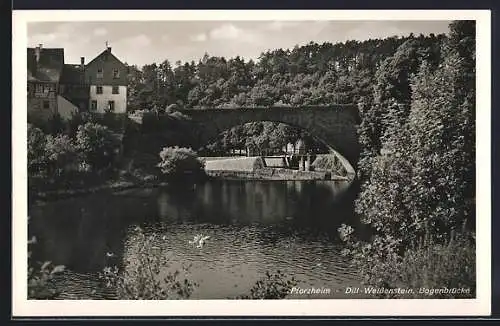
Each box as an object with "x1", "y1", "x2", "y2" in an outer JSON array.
[{"x1": 29, "y1": 180, "x2": 366, "y2": 299}]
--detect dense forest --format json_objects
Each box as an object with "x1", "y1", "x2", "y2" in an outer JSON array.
[
  {"x1": 125, "y1": 21, "x2": 476, "y2": 295},
  {"x1": 125, "y1": 32, "x2": 446, "y2": 155}
]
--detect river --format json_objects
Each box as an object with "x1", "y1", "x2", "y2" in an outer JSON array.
[{"x1": 29, "y1": 179, "x2": 367, "y2": 299}]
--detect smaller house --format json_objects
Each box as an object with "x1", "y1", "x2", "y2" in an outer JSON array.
[{"x1": 27, "y1": 45, "x2": 65, "y2": 123}]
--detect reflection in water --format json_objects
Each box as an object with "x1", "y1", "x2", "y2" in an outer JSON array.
[{"x1": 29, "y1": 180, "x2": 363, "y2": 299}]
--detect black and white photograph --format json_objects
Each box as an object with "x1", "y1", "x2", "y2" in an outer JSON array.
[{"x1": 12, "y1": 10, "x2": 491, "y2": 316}]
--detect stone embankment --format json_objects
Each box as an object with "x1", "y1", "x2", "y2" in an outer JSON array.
[
  {"x1": 202, "y1": 155, "x2": 353, "y2": 182},
  {"x1": 206, "y1": 167, "x2": 349, "y2": 181}
]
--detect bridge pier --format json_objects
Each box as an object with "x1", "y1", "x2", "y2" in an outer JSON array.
[{"x1": 299, "y1": 156, "x2": 309, "y2": 171}]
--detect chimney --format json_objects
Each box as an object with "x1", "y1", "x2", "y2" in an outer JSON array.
[
  {"x1": 35, "y1": 44, "x2": 42, "y2": 63},
  {"x1": 107, "y1": 47, "x2": 112, "y2": 53},
  {"x1": 80, "y1": 57, "x2": 85, "y2": 70}
]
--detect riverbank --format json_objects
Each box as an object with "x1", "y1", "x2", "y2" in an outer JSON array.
[
  {"x1": 30, "y1": 153, "x2": 353, "y2": 201},
  {"x1": 28, "y1": 169, "x2": 167, "y2": 202},
  {"x1": 203, "y1": 154, "x2": 354, "y2": 182},
  {"x1": 30, "y1": 169, "x2": 348, "y2": 202},
  {"x1": 206, "y1": 168, "x2": 349, "y2": 181},
  {"x1": 30, "y1": 178, "x2": 166, "y2": 202}
]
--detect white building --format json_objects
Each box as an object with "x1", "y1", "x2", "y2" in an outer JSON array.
[{"x1": 84, "y1": 46, "x2": 128, "y2": 113}]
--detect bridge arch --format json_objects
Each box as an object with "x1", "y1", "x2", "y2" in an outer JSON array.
[{"x1": 182, "y1": 105, "x2": 360, "y2": 167}]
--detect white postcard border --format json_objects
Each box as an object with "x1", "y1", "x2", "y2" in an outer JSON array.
[{"x1": 12, "y1": 9, "x2": 492, "y2": 317}]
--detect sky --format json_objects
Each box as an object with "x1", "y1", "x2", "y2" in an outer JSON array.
[{"x1": 27, "y1": 20, "x2": 452, "y2": 67}]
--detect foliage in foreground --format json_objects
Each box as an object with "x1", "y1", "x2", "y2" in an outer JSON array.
[
  {"x1": 28, "y1": 217, "x2": 66, "y2": 299},
  {"x1": 99, "y1": 229, "x2": 197, "y2": 300},
  {"x1": 238, "y1": 270, "x2": 298, "y2": 299},
  {"x1": 97, "y1": 227, "x2": 297, "y2": 300}
]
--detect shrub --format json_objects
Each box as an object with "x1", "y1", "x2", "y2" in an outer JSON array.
[
  {"x1": 339, "y1": 223, "x2": 475, "y2": 298},
  {"x1": 99, "y1": 228, "x2": 196, "y2": 299},
  {"x1": 157, "y1": 146, "x2": 205, "y2": 181},
  {"x1": 238, "y1": 270, "x2": 298, "y2": 299},
  {"x1": 397, "y1": 232, "x2": 475, "y2": 298},
  {"x1": 75, "y1": 122, "x2": 120, "y2": 171}
]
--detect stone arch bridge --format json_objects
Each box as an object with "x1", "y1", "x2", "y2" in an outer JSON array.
[{"x1": 175, "y1": 105, "x2": 361, "y2": 166}]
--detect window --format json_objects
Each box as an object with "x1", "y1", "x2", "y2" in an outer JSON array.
[
  {"x1": 112, "y1": 69, "x2": 120, "y2": 79},
  {"x1": 112, "y1": 86, "x2": 119, "y2": 94},
  {"x1": 43, "y1": 101, "x2": 50, "y2": 109},
  {"x1": 108, "y1": 101, "x2": 115, "y2": 112},
  {"x1": 91, "y1": 100, "x2": 97, "y2": 111},
  {"x1": 97, "y1": 68, "x2": 103, "y2": 79},
  {"x1": 35, "y1": 84, "x2": 43, "y2": 93},
  {"x1": 96, "y1": 86, "x2": 103, "y2": 94}
]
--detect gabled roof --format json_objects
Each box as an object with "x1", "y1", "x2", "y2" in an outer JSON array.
[
  {"x1": 85, "y1": 48, "x2": 125, "y2": 67},
  {"x1": 60, "y1": 64, "x2": 85, "y2": 84},
  {"x1": 27, "y1": 48, "x2": 65, "y2": 83}
]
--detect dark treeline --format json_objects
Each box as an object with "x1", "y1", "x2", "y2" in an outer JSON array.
[{"x1": 126, "y1": 32, "x2": 446, "y2": 155}]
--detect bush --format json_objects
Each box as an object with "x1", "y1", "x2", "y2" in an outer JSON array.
[
  {"x1": 397, "y1": 232, "x2": 475, "y2": 297},
  {"x1": 157, "y1": 146, "x2": 205, "y2": 181},
  {"x1": 338, "y1": 223, "x2": 475, "y2": 298},
  {"x1": 238, "y1": 270, "x2": 298, "y2": 299},
  {"x1": 75, "y1": 122, "x2": 120, "y2": 171},
  {"x1": 99, "y1": 228, "x2": 196, "y2": 299}
]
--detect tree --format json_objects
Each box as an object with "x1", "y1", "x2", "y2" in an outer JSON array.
[
  {"x1": 45, "y1": 134, "x2": 80, "y2": 176},
  {"x1": 27, "y1": 124, "x2": 48, "y2": 175},
  {"x1": 75, "y1": 123, "x2": 120, "y2": 171},
  {"x1": 406, "y1": 21, "x2": 475, "y2": 238},
  {"x1": 340, "y1": 20, "x2": 476, "y2": 294}
]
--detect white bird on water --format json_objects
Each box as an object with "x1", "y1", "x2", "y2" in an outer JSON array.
[{"x1": 189, "y1": 234, "x2": 211, "y2": 249}]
